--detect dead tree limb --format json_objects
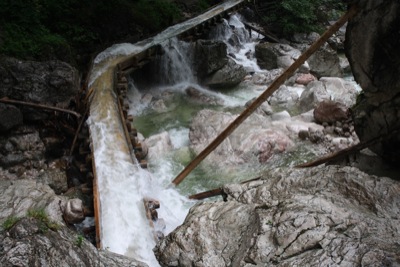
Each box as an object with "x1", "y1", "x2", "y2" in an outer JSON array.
[
  {"x1": 189, "y1": 188, "x2": 224, "y2": 200},
  {"x1": 0, "y1": 97, "x2": 81, "y2": 119},
  {"x1": 69, "y1": 107, "x2": 89, "y2": 157},
  {"x1": 189, "y1": 176, "x2": 261, "y2": 200},
  {"x1": 296, "y1": 128, "x2": 400, "y2": 168},
  {"x1": 171, "y1": 5, "x2": 358, "y2": 186}
]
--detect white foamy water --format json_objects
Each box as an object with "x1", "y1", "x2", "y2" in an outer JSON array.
[{"x1": 87, "y1": 2, "x2": 262, "y2": 265}]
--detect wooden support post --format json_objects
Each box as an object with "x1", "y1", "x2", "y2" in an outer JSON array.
[{"x1": 171, "y1": 5, "x2": 358, "y2": 186}]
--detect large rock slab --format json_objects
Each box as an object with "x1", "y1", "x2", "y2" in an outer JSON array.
[
  {"x1": 193, "y1": 40, "x2": 228, "y2": 81},
  {"x1": 189, "y1": 109, "x2": 293, "y2": 167},
  {"x1": 155, "y1": 165, "x2": 400, "y2": 266},
  {"x1": 0, "y1": 57, "x2": 79, "y2": 121},
  {"x1": 0, "y1": 179, "x2": 148, "y2": 267},
  {"x1": 205, "y1": 58, "x2": 247, "y2": 89}
]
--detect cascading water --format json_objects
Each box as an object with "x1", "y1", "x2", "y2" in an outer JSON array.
[
  {"x1": 87, "y1": 2, "x2": 361, "y2": 264},
  {"x1": 86, "y1": 1, "x2": 255, "y2": 266},
  {"x1": 209, "y1": 14, "x2": 265, "y2": 73},
  {"x1": 128, "y1": 14, "x2": 269, "y2": 202}
]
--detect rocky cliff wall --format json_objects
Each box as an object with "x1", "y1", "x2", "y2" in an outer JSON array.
[{"x1": 345, "y1": 0, "x2": 400, "y2": 165}]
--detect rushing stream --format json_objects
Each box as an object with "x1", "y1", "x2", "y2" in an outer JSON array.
[
  {"x1": 88, "y1": 3, "x2": 359, "y2": 265},
  {"x1": 123, "y1": 14, "x2": 316, "y2": 266}
]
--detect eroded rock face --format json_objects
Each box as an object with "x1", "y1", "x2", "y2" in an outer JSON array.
[
  {"x1": 155, "y1": 165, "x2": 400, "y2": 266},
  {"x1": 192, "y1": 40, "x2": 228, "y2": 81},
  {"x1": 0, "y1": 179, "x2": 148, "y2": 267},
  {"x1": 0, "y1": 56, "x2": 79, "y2": 105},
  {"x1": 205, "y1": 58, "x2": 247, "y2": 89},
  {"x1": 0, "y1": 104, "x2": 23, "y2": 133},
  {"x1": 345, "y1": 0, "x2": 400, "y2": 165},
  {"x1": 0, "y1": 218, "x2": 148, "y2": 267}
]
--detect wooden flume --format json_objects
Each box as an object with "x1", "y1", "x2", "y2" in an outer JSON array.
[{"x1": 172, "y1": 4, "x2": 359, "y2": 186}]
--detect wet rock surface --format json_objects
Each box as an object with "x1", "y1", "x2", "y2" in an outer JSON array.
[
  {"x1": 0, "y1": 57, "x2": 79, "y2": 123},
  {"x1": 155, "y1": 165, "x2": 400, "y2": 266},
  {"x1": 205, "y1": 58, "x2": 247, "y2": 89}
]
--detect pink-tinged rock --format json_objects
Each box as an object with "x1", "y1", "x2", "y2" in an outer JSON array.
[
  {"x1": 296, "y1": 73, "x2": 317, "y2": 85},
  {"x1": 314, "y1": 100, "x2": 349, "y2": 123}
]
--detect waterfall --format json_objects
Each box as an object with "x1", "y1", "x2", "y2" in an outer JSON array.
[
  {"x1": 209, "y1": 14, "x2": 265, "y2": 73},
  {"x1": 158, "y1": 37, "x2": 196, "y2": 85}
]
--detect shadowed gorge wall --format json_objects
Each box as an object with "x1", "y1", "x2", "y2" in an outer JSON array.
[{"x1": 345, "y1": 0, "x2": 400, "y2": 165}]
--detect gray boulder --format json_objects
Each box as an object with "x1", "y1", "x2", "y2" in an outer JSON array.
[
  {"x1": 255, "y1": 43, "x2": 307, "y2": 71},
  {"x1": 308, "y1": 44, "x2": 343, "y2": 78},
  {"x1": 155, "y1": 165, "x2": 400, "y2": 266},
  {"x1": 205, "y1": 58, "x2": 247, "y2": 89},
  {"x1": 269, "y1": 85, "x2": 299, "y2": 110},
  {"x1": 0, "y1": 179, "x2": 148, "y2": 267},
  {"x1": 0, "y1": 57, "x2": 79, "y2": 121},
  {"x1": 193, "y1": 40, "x2": 228, "y2": 81},
  {"x1": 299, "y1": 81, "x2": 330, "y2": 112},
  {"x1": 299, "y1": 78, "x2": 359, "y2": 112}
]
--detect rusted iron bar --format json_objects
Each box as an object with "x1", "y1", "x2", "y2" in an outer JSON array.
[
  {"x1": 0, "y1": 97, "x2": 81, "y2": 118},
  {"x1": 171, "y1": 5, "x2": 358, "y2": 186}
]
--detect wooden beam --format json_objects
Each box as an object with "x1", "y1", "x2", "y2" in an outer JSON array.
[{"x1": 171, "y1": 5, "x2": 358, "y2": 186}]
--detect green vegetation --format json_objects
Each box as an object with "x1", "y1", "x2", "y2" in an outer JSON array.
[
  {"x1": 27, "y1": 208, "x2": 60, "y2": 232},
  {"x1": 1, "y1": 209, "x2": 59, "y2": 233},
  {"x1": 75, "y1": 234, "x2": 84, "y2": 247},
  {"x1": 260, "y1": 0, "x2": 346, "y2": 36},
  {"x1": 131, "y1": 0, "x2": 182, "y2": 32},
  {"x1": 0, "y1": 0, "x2": 345, "y2": 66},
  {"x1": 0, "y1": 0, "x2": 188, "y2": 68},
  {"x1": 2, "y1": 216, "x2": 20, "y2": 231}
]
